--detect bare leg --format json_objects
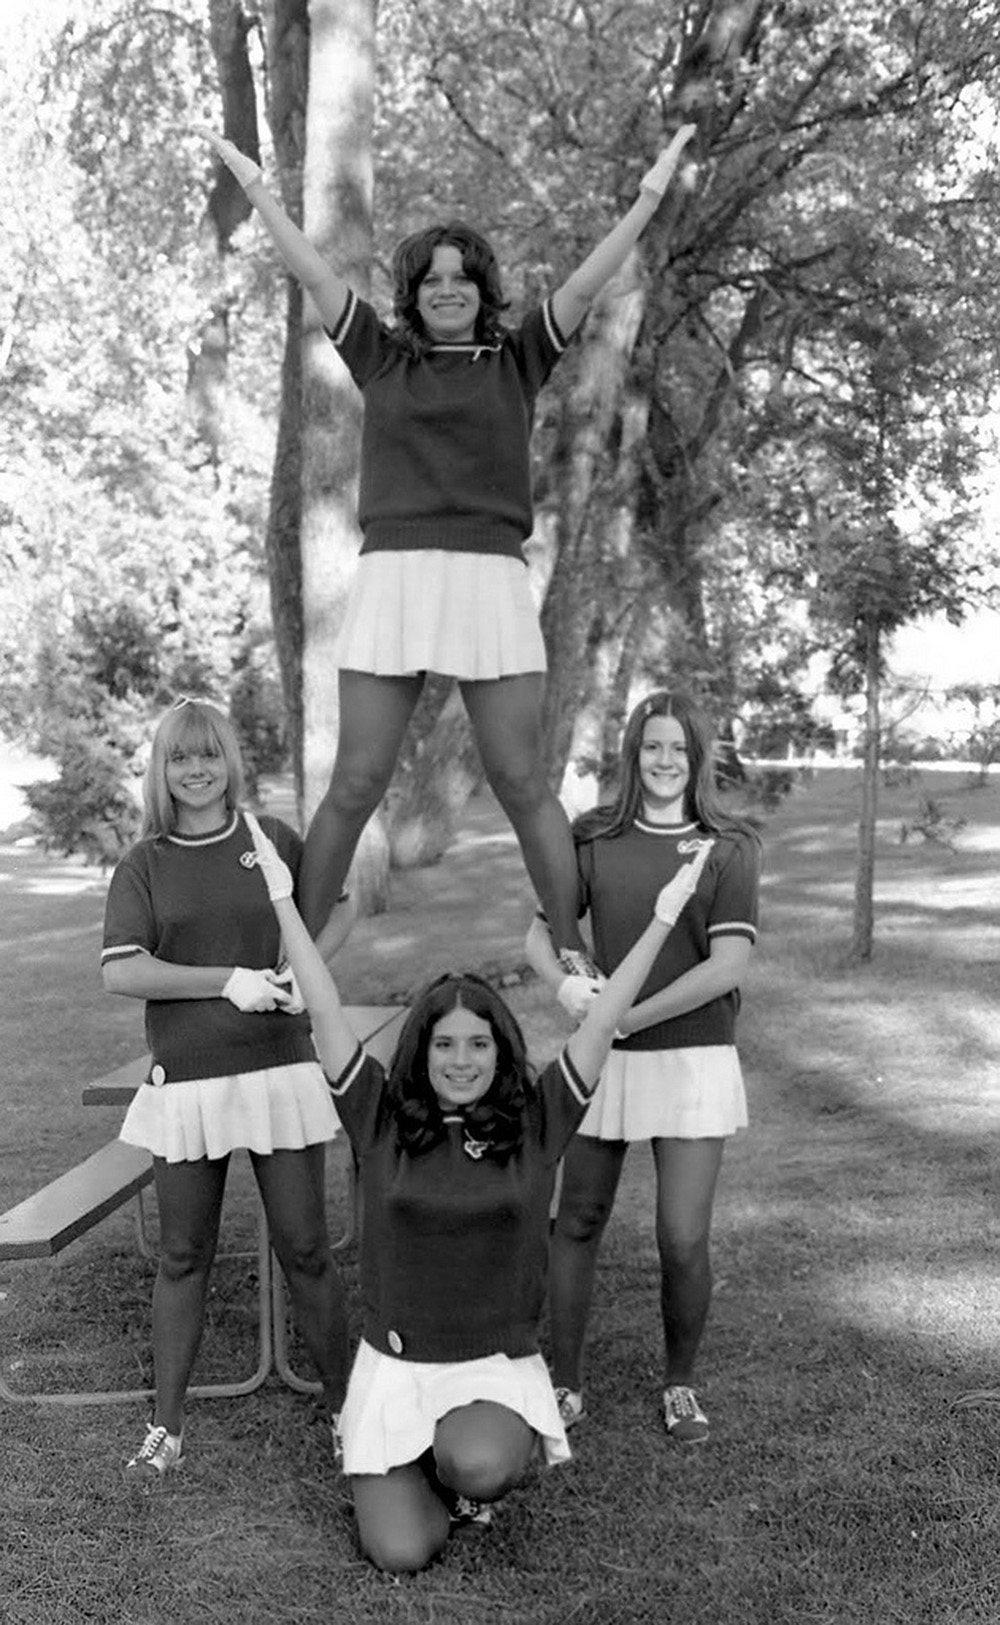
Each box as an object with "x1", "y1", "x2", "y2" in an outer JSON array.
[
  {"x1": 460, "y1": 672, "x2": 585, "y2": 951},
  {"x1": 251, "y1": 1144, "x2": 350, "y2": 1414},
  {"x1": 548, "y1": 1136, "x2": 628, "y2": 1393},
  {"x1": 298, "y1": 669, "x2": 424, "y2": 943},
  {"x1": 149, "y1": 1155, "x2": 229, "y2": 1435},
  {"x1": 651, "y1": 1137, "x2": 726, "y2": 1385},
  {"x1": 351, "y1": 1461, "x2": 452, "y2": 1574},
  {"x1": 433, "y1": 1399, "x2": 536, "y2": 1501}
]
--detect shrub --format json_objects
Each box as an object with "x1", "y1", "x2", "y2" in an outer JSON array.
[{"x1": 22, "y1": 734, "x2": 141, "y2": 866}]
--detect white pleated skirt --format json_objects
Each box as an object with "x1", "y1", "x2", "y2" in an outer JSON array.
[
  {"x1": 340, "y1": 1338, "x2": 571, "y2": 1478},
  {"x1": 334, "y1": 550, "x2": 547, "y2": 679},
  {"x1": 577, "y1": 1046, "x2": 748, "y2": 1141},
  {"x1": 118, "y1": 1060, "x2": 341, "y2": 1163}
]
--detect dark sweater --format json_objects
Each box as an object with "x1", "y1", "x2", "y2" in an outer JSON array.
[
  {"x1": 326, "y1": 291, "x2": 568, "y2": 560},
  {"x1": 101, "y1": 812, "x2": 314, "y2": 1083},
  {"x1": 577, "y1": 820, "x2": 760, "y2": 1052},
  {"x1": 329, "y1": 1046, "x2": 590, "y2": 1362}
]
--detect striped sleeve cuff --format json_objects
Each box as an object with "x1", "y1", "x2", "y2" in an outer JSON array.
[
  {"x1": 100, "y1": 944, "x2": 150, "y2": 965},
  {"x1": 557, "y1": 1046, "x2": 591, "y2": 1106},
  {"x1": 326, "y1": 1042, "x2": 366, "y2": 1098},
  {"x1": 325, "y1": 288, "x2": 358, "y2": 349},
  {"x1": 541, "y1": 296, "x2": 568, "y2": 354},
  {"x1": 707, "y1": 921, "x2": 757, "y2": 943}
]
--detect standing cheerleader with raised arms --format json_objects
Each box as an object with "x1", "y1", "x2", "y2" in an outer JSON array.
[{"x1": 194, "y1": 120, "x2": 696, "y2": 966}]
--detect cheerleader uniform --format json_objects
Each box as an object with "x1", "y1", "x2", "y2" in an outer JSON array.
[
  {"x1": 325, "y1": 1043, "x2": 593, "y2": 1476},
  {"x1": 324, "y1": 291, "x2": 568, "y2": 680},
  {"x1": 575, "y1": 819, "x2": 760, "y2": 1140},
  {"x1": 101, "y1": 812, "x2": 340, "y2": 1162}
]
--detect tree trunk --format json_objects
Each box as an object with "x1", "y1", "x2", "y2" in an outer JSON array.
[
  {"x1": 190, "y1": 0, "x2": 258, "y2": 475},
  {"x1": 299, "y1": 0, "x2": 388, "y2": 911},
  {"x1": 850, "y1": 617, "x2": 880, "y2": 963},
  {"x1": 260, "y1": 0, "x2": 308, "y2": 809},
  {"x1": 539, "y1": 255, "x2": 647, "y2": 782}
]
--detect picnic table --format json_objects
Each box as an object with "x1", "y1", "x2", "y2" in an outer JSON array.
[{"x1": 0, "y1": 1004, "x2": 406, "y2": 1408}]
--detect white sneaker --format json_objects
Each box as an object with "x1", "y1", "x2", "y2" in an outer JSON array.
[
  {"x1": 663, "y1": 1385, "x2": 709, "y2": 1444},
  {"x1": 554, "y1": 1386, "x2": 586, "y2": 1429},
  {"x1": 449, "y1": 1494, "x2": 493, "y2": 1530},
  {"x1": 125, "y1": 1422, "x2": 184, "y2": 1480}
]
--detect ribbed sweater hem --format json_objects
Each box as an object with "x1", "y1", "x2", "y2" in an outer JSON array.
[
  {"x1": 147, "y1": 1031, "x2": 316, "y2": 1085},
  {"x1": 364, "y1": 1318, "x2": 539, "y2": 1364},
  {"x1": 359, "y1": 519, "x2": 528, "y2": 560}
]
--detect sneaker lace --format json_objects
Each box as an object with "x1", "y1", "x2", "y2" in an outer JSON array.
[
  {"x1": 667, "y1": 1386, "x2": 698, "y2": 1419},
  {"x1": 136, "y1": 1425, "x2": 170, "y2": 1462}
]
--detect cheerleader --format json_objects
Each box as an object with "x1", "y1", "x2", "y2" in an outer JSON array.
[
  {"x1": 526, "y1": 691, "x2": 760, "y2": 1443},
  {"x1": 241, "y1": 806, "x2": 711, "y2": 1571},
  {"x1": 101, "y1": 700, "x2": 351, "y2": 1479},
  {"x1": 194, "y1": 122, "x2": 696, "y2": 969}
]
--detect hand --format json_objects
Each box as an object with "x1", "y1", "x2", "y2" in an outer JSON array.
[
  {"x1": 243, "y1": 809, "x2": 294, "y2": 901},
  {"x1": 639, "y1": 124, "x2": 698, "y2": 197},
  {"x1": 557, "y1": 974, "x2": 602, "y2": 1022},
  {"x1": 222, "y1": 966, "x2": 291, "y2": 1013},
  {"x1": 654, "y1": 840, "x2": 714, "y2": 926},
  {"x1": 193, "y1": 125, "x2": 263, "y2": 189},
  {"x1": 273, "y1": 962, "x2": 306, "y2": 1017}
]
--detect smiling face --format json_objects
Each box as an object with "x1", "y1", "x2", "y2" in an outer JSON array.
[
  {"x1": 638, "y1": 712, "x2": 691, "y2": 823},
  {"x1": 165, "y1": 740, "x2": 230, "y2": 832},
  {"x1": 426, "y1": 1001, "x2": 498, "y2": 1109},
  {"x1": 415, "y1": 243, "x2": 482, "y2": 343}
]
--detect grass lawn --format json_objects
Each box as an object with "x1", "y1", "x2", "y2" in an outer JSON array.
[{"x1": 1, "y1": 766, "x2": 999, "y2": 1624}]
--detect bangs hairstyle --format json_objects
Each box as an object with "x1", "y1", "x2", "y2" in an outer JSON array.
[
  {"x1": 387, "y1": 972, "x2": 531, "y2": 1162},
  {"x1": 141, "y1": 700, "x2": 244, "y2": 838},
  {"x1": 575, "y1": 690, "x2": 759, "y2": 846},
  {"x1": 391, "y1": 221, "x2": 509, "y2": 352}
]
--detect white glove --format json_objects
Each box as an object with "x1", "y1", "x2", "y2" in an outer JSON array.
[
  {"x1": 654, "y1": 841, "x2": 714, "y2": 926},
  {"x1": 557, "y1": 974, "x2": 602, "y2": 1022},
  {"x1": 243, "y1": 809, "x2": 294, "y2": 901},
  {"x1": 193, "y1": 125, "x2": 263, "y2": 189},
  {"x1": 222, "y1": 966, "x2": 290, "y2": 1013},
  {"x1": 639, "y1": 123, "x2": 698, "y2": 196},
  {"x1": 273, "y1": 963, "x2": 306, "y2": 1017}
]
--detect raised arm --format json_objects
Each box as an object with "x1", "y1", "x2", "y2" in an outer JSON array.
[
  {"x1": 194, "y1": 128, "x2": 350, "y2": 333},
  {"x1": 242, "y1": 812, "x2": 360, "y2": 1078},
  {"x1": 564, "y1": 841, "x2": 713, "y2": 1086},
  {"x1": 550, "y1": 124, "x2": 696, "y2": 341}
]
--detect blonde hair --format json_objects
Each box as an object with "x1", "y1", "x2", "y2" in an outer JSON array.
[{"x1": 141, "y1": 700, "x2": 244, "y2": 838}]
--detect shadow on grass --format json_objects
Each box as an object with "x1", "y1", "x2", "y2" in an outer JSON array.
[{"x1": 3, "y1": 774, "x2": 1000, "y2": 1622}]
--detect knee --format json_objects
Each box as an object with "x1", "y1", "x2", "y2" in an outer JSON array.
[
  {"x1": 322, "y1": 753, "x2": 395, "y2": 817},
  {"x1": 556, "y1": 1189, "x2": 615, "y2": 1246},
  {"x1": 357, "y1": 1514, "x2": 446, "y2": 1575},
  {"x1": 157, "y1": 1236, "x2": 215, "y2": 1284},
  {"x1": 356, "y1": 1521, "x2": 442, "y2": 1573},
  {"x1": 658, "y1": 1227, "x2": 710, "y2": 1274},
  {"x1": 483, "y1": 756, "x2": 546, "y2": 817},
  {"x1": 435, "y1": 1437, "x2": 520, "y2": 1503},
  {"x1": 271, "y1": 1229, "x2": 331, "y2": 1284}
]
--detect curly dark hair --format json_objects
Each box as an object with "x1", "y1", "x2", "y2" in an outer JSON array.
[
  {"x1": 387, "y1": 972, "x2": 532, "y2": 1163},
  {"x1": 391, "y1": 221, "x2": 509, "y2": 353}
]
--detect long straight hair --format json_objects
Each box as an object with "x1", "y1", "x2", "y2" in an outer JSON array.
[
  {"x1": 574, "y1": 691, "x2": 758, "y2": 845},
  {"x1": 141, "y1": 700, "x2": 244, "y2": 839},
  {"x1": 387, "y1": 972, "x2": 531, "y2": 1161},
  {"x1": 391, "y1": 221, "x2": 509, "y2": 353}
]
